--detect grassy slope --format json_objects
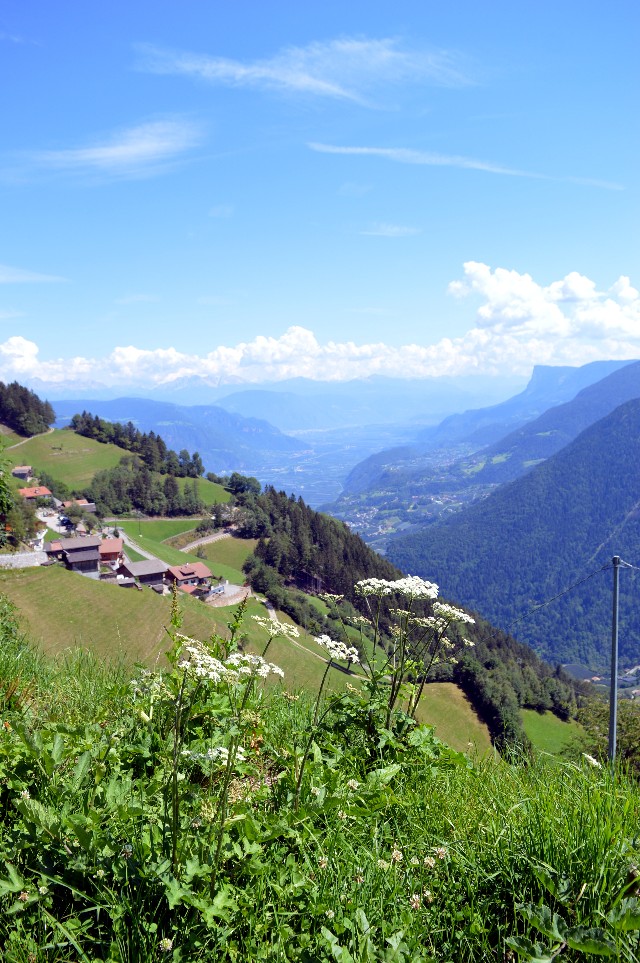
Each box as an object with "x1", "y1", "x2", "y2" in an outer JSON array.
[
  {"x1": 522, "y1": 708, "x2": 584, "y2": 754},
  {"x1": 176, "y1": 475, "x2": 230, "y2": 505},
  {"x1": 3, "y1": 429, "x2": 230, "y2": 506},
  {"x1": 197, "y1": 537, "x2": 258, "y2": 584},
  {"x1": 5, "y1": 429, "x2": 124, "y2": 488},
  {"x1": 416, "y1": 682, "x2": 493, "y2": 754}
]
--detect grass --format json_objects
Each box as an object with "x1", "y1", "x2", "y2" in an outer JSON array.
[
  {"x1": 197, "y1": 536, "x2": 258, "y2": 584},
  {"x1": 117, "y1": 518, "x2": 200, "y2": 543},
  {"x1": 1, "y1": 425, "x2": 25, "y2": 446},
  {"x1": 0, "y1": 566, "x2": 360, "y2": 698},
  {"x1": 176, "y1": 475, "x2": 231, "y2": 505},
  {"x1": 522, "y1": 708, "x2": 585, "y2": 754},
  {"x1": 415, "y1": 682, "x2": 492, "y2": 754},
  {"x1": 2, "y1": 591, "x2": 639, "y2": 962},
  {"x1": 5, "y1": 429, "x2": 125, "y2": 489}
]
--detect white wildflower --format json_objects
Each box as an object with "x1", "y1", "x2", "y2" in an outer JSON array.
[
  {"x1": 583, "y1": 752, "x2": 602, "y2": 768},
  {"x1": 346, "y1": 779, "x2": 360, "y2": 791},
  {"x1": 318, "y1": 857, "x2": 328, "y2": 869},
  {"x1": 424, "y1": 856, "x2": 436, "y2": 869},
  {"x1": 432, "y1": 601, "x2": 475, "y2": 625},
  {"x1": 159, "y1": 937, "x2": 174, "y2": 953},
  {"x1": 314, "y1": 635, "x2": 360, "y2": 664},
  {"x1": 225, "y1": 652, "x2": 285, "y2": 679},
  {"x1": 410, "y1": 893, "x2": 421, "y2": 910},
  {"x1": 325, "y1": 909, "x2": 335, "y2": 920},
  {"x1": 391, "y1": 848, "x2": 403, "y2": 863},
  {"x1": 434, "y1": 846, "x2": 448, "y2": 860}
]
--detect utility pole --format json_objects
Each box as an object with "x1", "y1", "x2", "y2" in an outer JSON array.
[{"x1": 608, "y1": 556, "x2": 621, "y2": 766}]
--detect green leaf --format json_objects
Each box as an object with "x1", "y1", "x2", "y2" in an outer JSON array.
[
  {"x1": 505, "y1": 935, "x2": 555, "y2": 962},
  {"x1": 607, "y1": 897, "x2": 640, "y2": 931},
  {"x1": 72, "y1": 750, "x2": 92, "y2": 788},
  {"x1": 565, "y1": 926, "x2": 617, "y2": 956},
  {"x1": 518, "y1": 903, "x2": 566, "y2": 942},
  {"x1": 0, "y1": 862, "x2": 25, "y2": 896}
]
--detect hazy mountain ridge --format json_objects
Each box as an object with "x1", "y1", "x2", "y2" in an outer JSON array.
[
  {"x1": 328, "y1": 360, "x2": 637, "y2": 545},
  {"x1": 53, "y1": 397, "x2": 303, "y2": 473},
  {"x1": 387, "y1": 398, "x2": 640, "y2": 670}
]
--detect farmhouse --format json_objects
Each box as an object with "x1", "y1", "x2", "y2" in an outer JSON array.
[
  {"x1": 11, "y1": 466, "x2": 32, "y2": 481},
  {"x1": 166, "y1": 561, "x2": 212, "y2": 593},
  {"x1": 99, "y1": 538, "x2": 123, "y2": 563},
  {"x1": 62, "y1": 498, "x2": 97, "y2": 514},
  {"x1": 18, "y1": 485, "x2": 52, "y2": 503},
  {"x1": 57, "y1": 535, "x2": 101, "y2": 575},
  {"x1": 118, "y1": 559, "x2": 168, "y2": 590}
]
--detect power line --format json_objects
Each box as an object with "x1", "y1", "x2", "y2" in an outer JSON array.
[{"x1": 507, "y1": 562, "x2": 612, "y2": 632}]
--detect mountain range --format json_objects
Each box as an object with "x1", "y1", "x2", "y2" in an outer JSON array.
[{"x1": 388, "y1": 397, "x2": 640, "y2": 670}]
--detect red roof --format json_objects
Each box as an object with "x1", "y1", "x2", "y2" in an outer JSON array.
[
  {"x1": 167, "y1": 561, "x2": 212, "y2": 582},
  {"x1": 18, "y1": 486, "x2": 52, "y2": 499},
  {"x1": 179, "y1": 583, "x2": 199, "y2": 594},
  {"x1": 99, "y1": 538, "x2": 123, "y2": 556}
]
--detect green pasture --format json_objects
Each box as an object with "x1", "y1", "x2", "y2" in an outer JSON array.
[
  {"x1": 1, "y1": 425, "x2": 25, "y2": 446},
  {"x1": 118, "y1": 518, "x2": 199, "y2": 543},
  {"x1": 522, "y1": 707, "x2": 584, "y2": 754},
  {"x1": 196, "y1": 536, "x2": 257, "y2": 584},
  {"x1": 5, "y1": 430, "x2": 124, "y2": 489},
  {"x1": 176, "y1": 475, "x2": 230, "y2": 505}
]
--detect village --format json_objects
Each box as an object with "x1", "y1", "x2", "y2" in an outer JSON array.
[{"x1": 9, "y1": 463, "x2": 233, "y2": 602}]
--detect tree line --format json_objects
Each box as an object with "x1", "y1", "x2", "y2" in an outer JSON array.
[
  {"x1": 0, "y1": 381, "x2": 54, "y2": 437},
  {"x1": 87, "y1": 456, "x2": 205, "y2": 517},
  {"x1": 69, "y1": 411, "x2": 205, "y2": 478}
]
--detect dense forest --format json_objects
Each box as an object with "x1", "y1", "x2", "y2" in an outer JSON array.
[
  {"x1": 389, "y1": 398, "x2": 640, "y2": 669},
  {"x1": 86, "y1": 456, "x2": 206, "y2": 517},
  {"x1": 0, "y1": 381, "x2": 54, "y2": 437},
  {"x1": 70, "y1": 411, "x2": 204, "y2": 478}
]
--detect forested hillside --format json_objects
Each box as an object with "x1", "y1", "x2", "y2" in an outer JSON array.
[
  {"x1": 388, "y1": 398, "x2": 640, "y2": 669},
  {"x1": 0, "y1": 381, "x2": 54, "y2": 437},
  {"x1": 233, "y1": 485, "x2": 583, "y2": 748}
]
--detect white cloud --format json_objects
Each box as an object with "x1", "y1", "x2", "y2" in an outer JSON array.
[
  {"x1": 31, "y1": 120, "x2": 202, "y2": 178},
  {"x1": 0, "y1": 263, "x2": 66, "y2": 283},
  {"x1": 360, "y1": 223, "x2": 421, "y2": 237},
  {"x1": 1, "y1": 265, "x2": 637, "y2": 386},
  {"x1": 309, "y1": 142, "x2": 624, "y2": 190},
  {"x1": 136, "y1": 37, "x2": 473, "y2": 105}
]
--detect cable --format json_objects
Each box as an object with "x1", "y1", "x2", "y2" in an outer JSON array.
[{"x1": 507, "y1": 562, "x2": 612, "y2": 631}]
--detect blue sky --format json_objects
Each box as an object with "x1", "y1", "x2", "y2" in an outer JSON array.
[{"x1": 1, "y1": 0, "x2": 638, "y2": 389}]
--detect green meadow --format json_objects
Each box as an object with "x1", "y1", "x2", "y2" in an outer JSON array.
[{"x1": 5, "y1": 429, "x2": 124, "y2": 489}]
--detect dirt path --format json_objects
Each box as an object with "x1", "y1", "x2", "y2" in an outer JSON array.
[
  {"x1": 180, "y1": 530, "x2": 232, "y2": 553},
  {"x1": 6, "y1": 427, "x2": 55, "y2": 449}
]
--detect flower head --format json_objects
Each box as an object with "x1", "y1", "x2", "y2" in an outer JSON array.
[
  {"x1": 314, "y1": 635, "x2": 360, "y2": 664},
  {"x1": 159, "y1": 937, "x2": 174, "y2": 953}
]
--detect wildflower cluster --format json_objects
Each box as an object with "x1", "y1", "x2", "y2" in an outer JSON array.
[
  {"x1": 251, "y1": 614, "x2": 300, "y2": 642},
  {"x1": 226, "y1": 652, "x2": 285, "y2": 679},
  {"x1": 355, "y1": 575, "x2": 439, "y2": 599},
  {"x1": 176, "y1": 636, "x2": 236, "y2": 683},
  {"x1": 314, "y1": 634, "x2": 360, "y2": 664}
]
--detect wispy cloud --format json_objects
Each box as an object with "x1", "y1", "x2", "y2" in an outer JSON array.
[
  {"x1": 360, "y1": 223, "x2": 421, "y2": 237},
  {"x1": 29, "y1": 120, "x2": 202, "y2": 179},
  {"x1": 2, "y1": 267, "x2": 638, "y2": 386},
  {"x1": 0, "y1": 264, "x2": 66, "y2": 283},
  {"x1": 309, "y1": 142, "x2": 624, "y2": 190},
  {"x1": 136, "y1": 37, "x2": 474, "y2": 105}
]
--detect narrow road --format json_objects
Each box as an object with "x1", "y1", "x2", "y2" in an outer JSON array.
[
  {"x1": 6, "y1": 427, "x2": 55, "y2": 449},
  {"x1": 180, "y1": 530, "x2": 232, "y2": 552}
]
